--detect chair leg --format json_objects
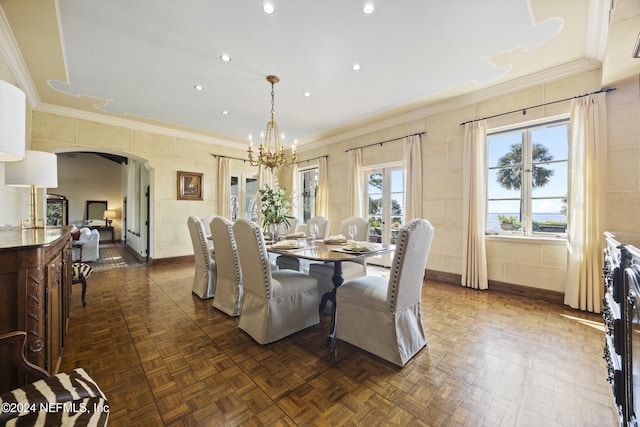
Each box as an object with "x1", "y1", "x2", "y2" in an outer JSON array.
[{"x1": 81, "y1": 278, "x2": 87, "y2": 306}]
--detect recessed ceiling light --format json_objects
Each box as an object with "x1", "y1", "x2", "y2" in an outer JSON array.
[
  {"x1": 304, "y1": 91, "x2": 311, "y2": 97},
  {"x1": 263, "y1": 2, "x2": 275, "y2": 14},
  {"x1": 221, "y1": 110, "x2": 229, "y2": 115},
  {"x1": 220, "y1": 54, "x2": 231, "y2": 62},
  {"x1": 363, "y1": 3, "x2": 375, "y2": 14},
  {"x1": 352, "y1": 64, "x2": 361, "y2": 71},
  {"x1": 194, "y1": 84, "x2": 204, "y2": 91}
]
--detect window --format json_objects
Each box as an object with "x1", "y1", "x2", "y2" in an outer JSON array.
[
  {"x1": 230, "y1": 174, "x2": 257, "y2": 222},
  {"x1": 487, "y1": 118, "x2": 568, "y2": 236},
  {"x1": 297, "y1": 167, "x2": 318, "y2": 223},
  {"x1": 364, "y1": 163, "x2": 404, "y2": 267}
]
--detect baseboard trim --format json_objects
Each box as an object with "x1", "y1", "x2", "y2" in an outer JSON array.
[
  {"x1": 150, "y1": 254, "x2": 194, "y2": 266},
  {"x1": 424, "y1": 269, "x2": 565, "y2": 306}
]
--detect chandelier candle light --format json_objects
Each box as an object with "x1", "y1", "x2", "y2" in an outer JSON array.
[{"x1": 247, "y1": 75, "x2": 297, "y2": 171}]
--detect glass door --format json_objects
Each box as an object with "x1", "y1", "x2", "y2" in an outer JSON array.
[
  {"x1": 230, "y1": 174, "x2": 258, "y2": 222},
  {"x1": 365, "y1": 164, "x2": 405, "y2": 266}
]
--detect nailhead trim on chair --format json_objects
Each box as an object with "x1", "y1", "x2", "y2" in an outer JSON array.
[
  {"x1": 252, "y1": 223, "x2": 272, "y2": 298},
  {"x1": 388, "y1": 219, "x2": 420, "y2": 309},
  {"x1": 225, "y1": 220, "x2": 242, "y2": 281}
]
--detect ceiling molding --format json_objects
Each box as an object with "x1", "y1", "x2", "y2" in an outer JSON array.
[
  {"x1": 300, "y1": 58, "x2": 602, "y2": 152},
  {"x1": 0, "y1": 7, "x2": 39, "y2": 106}
]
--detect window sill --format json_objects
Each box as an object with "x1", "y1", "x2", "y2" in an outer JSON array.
[{"x1": 485, "y1": 233, "x2": 567, "y2": 245}]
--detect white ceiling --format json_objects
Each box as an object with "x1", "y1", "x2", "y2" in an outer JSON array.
[{"x1": 1, "y1": 0, "x2": 636, "y2": 147}]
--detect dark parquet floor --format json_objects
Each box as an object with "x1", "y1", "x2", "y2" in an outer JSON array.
[{"x1": 60, "y1": 262, "x2": 618, "y2": 426}]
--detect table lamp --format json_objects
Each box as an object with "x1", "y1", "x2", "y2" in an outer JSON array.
[
  {"x1": 0, "y1": 80, "x2": 26, "y2": 161},
  {"x1": 5, "y1": 150, "x2": 58, "y2": 228},
  {"x1": 103, "y1": 209, "x2": 116, "y2": 226}
]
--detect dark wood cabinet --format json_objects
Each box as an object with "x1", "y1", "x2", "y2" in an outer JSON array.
[
  {"x1": 603, "y1": 231, "x2": 640, "y2": 426},
  {"x1": 0, "y1": 226, "x2": 72, "y2": 393}
]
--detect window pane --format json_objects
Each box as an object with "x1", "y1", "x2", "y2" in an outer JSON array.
[
  {"x1": 488, "y1": 167, "x2": 523, "y2": 200},
  {"x1": 488, "y1": 133, "x2": 523, "y2": 169},
  {"x1": 531, "y1": 161, "x2": 566, "y2": 198},
  {"x1": 488, "y1": 200, "x2": 522, "y2": 232},
  {"x1": 532, "y1": 125, "x2": 568, "y2": 160},
  {"x1": 299, "y1": 168, "x2": 318, "y2": 223},
  {"x1": 245, "y1": 178, "x2": 257, "y2": 221},
  {"x1": 531, "y1": 198, "x2": 567, "y2": 233},
  {"x1": 230, "y1": 177, "x2": 239, "y2": 221}
]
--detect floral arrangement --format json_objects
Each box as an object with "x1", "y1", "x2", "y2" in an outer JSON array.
[{"x1": 258, "y1": 184, "x2": 293, "y2": 228}]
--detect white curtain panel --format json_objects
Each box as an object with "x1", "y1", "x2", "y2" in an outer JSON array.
[
  {"x1": 564, "y1": 93, "x2": 608, "y2": 313},
  {"x1": 347, "y1": 148, "x2": 363, "y2": 217},
  {"x1": 462, "y1": 121, "x2": 488, "y2": 290},
  {"x1": 316, "y1": 156, "x2": 329, "y2": 218},
  {"x1": 218, "y1": 157, "x2": 230, "y2": 217},
  {"x1": 403, "y1": 134, "x2": 423, "y2": 221}
]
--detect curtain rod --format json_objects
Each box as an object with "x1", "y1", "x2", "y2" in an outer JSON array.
[
  {"x1": 459, "y1": 88, "x2": 616, "y2": 126},
  {"x1": 296, "y1": 155, "x2": 327, "y2": 164},
  {"x1": 210, "y1": 154, "x2": 249, "y2": 163},
  {"x1": 345, "y1": 132, "x2": 425, "y2": 153}
]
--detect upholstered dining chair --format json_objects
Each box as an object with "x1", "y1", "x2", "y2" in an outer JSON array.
[
  {"x1": 309, "y1": 216, "x2": 370, "y2": 311},
  {"x1": 335, "y1": 218, "x2": 435, "y2": 367},
  {"x1": 210, "y1": 216, "x2": 243, "y2": 316},
  {"x1": 276, "y1": 215, "x2": 330, "y2": 272},
  {"x1": 187, "y1": 215, "x2": 216, "y2": 299},
  {"x1": 201, "y1": 213, "x2": 215, "y2": 251},
  {"x1": 233, "y1": 219, "x2": 319, "y2": 344}
]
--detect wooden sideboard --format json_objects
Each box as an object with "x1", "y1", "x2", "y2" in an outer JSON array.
[
  {"x1": 603, "y1": 231, "x2": 640, "y2": 426},
  {"x1": 0, "y1": 226, "x2": 72, "y2": 394}
]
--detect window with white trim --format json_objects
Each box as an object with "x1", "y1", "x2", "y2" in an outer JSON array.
[
  {"x1": 297, "y1": 167, "x2": 318, "y2": 223},
  {"x1": 487, "y1": 117, "x2": 569, "y2": 236}
]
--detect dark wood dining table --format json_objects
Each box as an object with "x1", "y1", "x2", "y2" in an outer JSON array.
[{"x1": 267, "y1": 239, "x2": 394, "y2": 342}]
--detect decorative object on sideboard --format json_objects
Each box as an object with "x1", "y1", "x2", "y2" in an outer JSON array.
[
  {"x1": 247, "y1": 75, "x2": 296, "y2": 171},
  {"x1": 4, "y1": 150, "x2": 58, "y2": 229},
  {"x1": 0, "y1": 80, "x2": 26, "y2": 162}
]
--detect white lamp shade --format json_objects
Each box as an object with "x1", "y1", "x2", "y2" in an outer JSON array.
[
  {"x1": 0, "y1": 80, "x2": 26, "y2": 161},
  {"x1": 5, "y1": 150, "x2": 58, "y2": 188},
  {"x1": 103, "y1": 210, "x2": 116, "y2": 219}
]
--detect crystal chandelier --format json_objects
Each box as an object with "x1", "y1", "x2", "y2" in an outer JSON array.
[{"x1": 248, "y1": 75, "x2": 296, "y2": 171}]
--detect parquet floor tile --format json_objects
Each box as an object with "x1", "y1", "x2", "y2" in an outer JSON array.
[{"x1": 59, "y1": 263, "x2": 619, "y2": 426}]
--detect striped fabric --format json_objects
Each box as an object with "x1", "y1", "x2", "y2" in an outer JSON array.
[
  {"x1": 0, "y1": 368, "x2": 109, "y2": 426},
  {"x1": 72, "y1": 263, "x2": 93, "y2": 281}
]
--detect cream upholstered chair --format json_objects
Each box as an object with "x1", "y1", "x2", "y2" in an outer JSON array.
[
  {"x1": 187, "y1": 215, "x2": 216, "y2": 299},
  {"x1": 210, "y1": 216, "x2": 242, "y2": 316},
  {"x1": 335, "y1": 218, "x2": 435, "y2": 367},
  {"x1": 71, "y1": 226, "x2": 100, "y2": 262},
  {"x1": 233, "y1": 219, "x2": 319, "y2": 344},
  {"x1": 201, "y1": 214, "x2": 215, "y2": 251},
  {"x1": 276, "y1": 215, "x2": 330, "y2": 272},
  {"x1": 309, "y1": 216, "x2": 370, "y2": 312}
]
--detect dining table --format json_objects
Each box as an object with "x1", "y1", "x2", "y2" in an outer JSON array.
[{"x1": 267, "y1": 238, "x2": 394, "y2": 342}]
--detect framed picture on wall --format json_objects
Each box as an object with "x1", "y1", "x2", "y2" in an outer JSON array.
[{"x1": 177, "y1": 171, "x2": 203, "y2": 200}]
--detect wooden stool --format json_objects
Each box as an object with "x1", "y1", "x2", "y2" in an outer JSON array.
[{"x1": 72, "y1": 262, "x2": 93, "y2": 306}]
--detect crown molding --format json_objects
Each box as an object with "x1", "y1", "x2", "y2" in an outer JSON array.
[{"x1": 300, "y1": 58, "x2": 602, "y2": 152}]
